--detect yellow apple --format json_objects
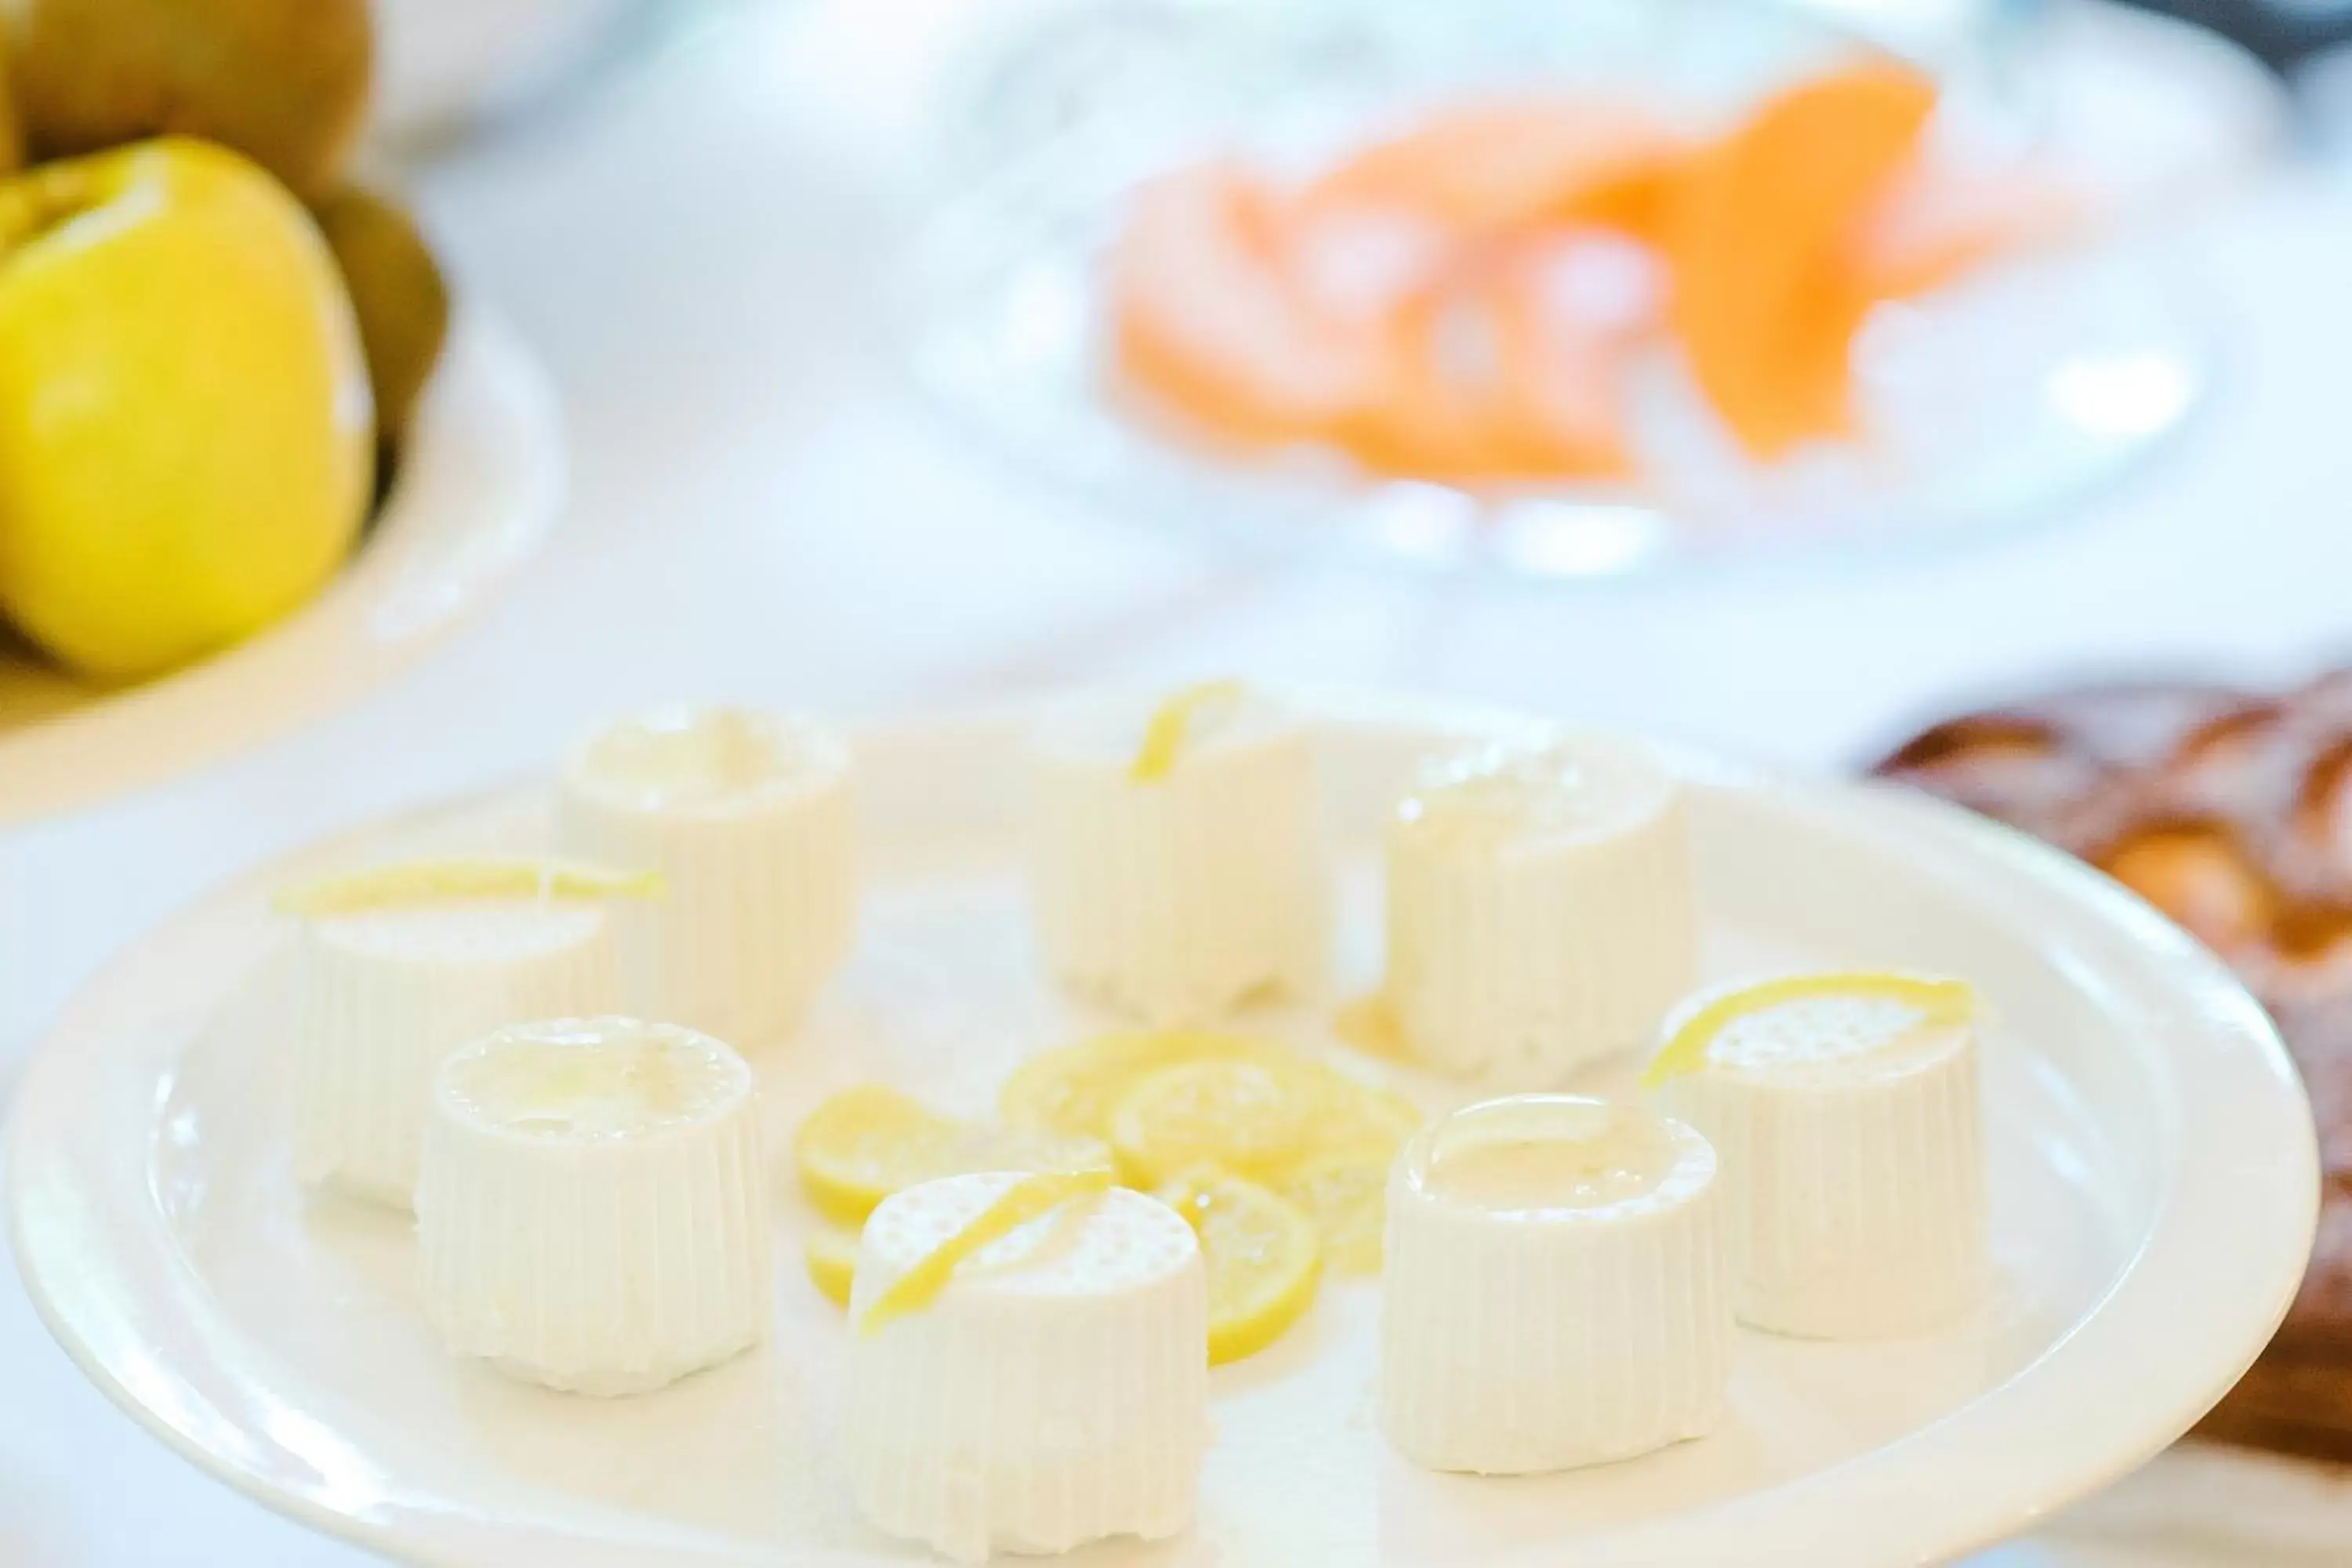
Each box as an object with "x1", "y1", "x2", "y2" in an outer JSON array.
[{"x1": 0, "y1": 136, "x2": 373, "y2": 681}]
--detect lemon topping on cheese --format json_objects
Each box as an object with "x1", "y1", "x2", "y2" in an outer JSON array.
[
  {"x1": 1642, "y1": 972, "x2": 1974, "y2": 1090},
  {"x1": 1128, "y1": 679, "x2": 1247, "y2": 782}
]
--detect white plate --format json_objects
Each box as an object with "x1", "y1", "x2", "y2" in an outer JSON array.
[
  {"x1": 0, "y1": 307, "x2": 564, "y2": 827},
  {"x1": 5, "y1": 700, "x2": 2318, "y2": 1566}
]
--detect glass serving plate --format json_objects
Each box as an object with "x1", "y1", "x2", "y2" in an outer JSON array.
[{"x1": 900, "y1": 0, "x2": 2209, "y2": 583}]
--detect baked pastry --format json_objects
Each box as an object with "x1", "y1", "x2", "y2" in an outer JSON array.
[
  {"x1": 415, "y1": 1016, "x2": 771, "y2": 1396},
  {"x1": 555, "y1": 706, "x2": 856, "y2": 1049},
  {"x1": 1646, "y1": 973, "x2": 1987, "y2": 1338},
  {"x1": 1872, "y1": 669, "x2": 2352, "y2": 1455},
  {"x1": 844, "y1": 1171, "x2": 1209, "y2": 1561},
  {"x1": 1384, "y1": 735, "x2": 1696, "y2": 1086},
  {"x1": 1027, "y1": 681, "x2": 1329, "y2": 1022},
  {"x1": 282, "y1": 858, "x2": 631, "y2": 1209},
  {"x1": 1380, "y1": 1094, "x2": 1731, "y2": 1473}
]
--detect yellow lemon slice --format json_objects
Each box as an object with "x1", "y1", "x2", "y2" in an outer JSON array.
[
  {"x1": 1640, "y1": 972, "x2": 1976, "y2": 1091},
  {"x1": 795, "y1": 1085, "x2": 961, "y2": 1225},
  {"x1": 859, "y1": 1171, "x2": 1114, "y2": 1335},
  {"x1": 999, "y1": 1030, "x2": 1284, "y2": 1139},
  {"x1": 1160, "y1": 1168, "x2": 1322, "y2": 1364},
  {"x1": 1129, "y1": 678, "x2": 1247, "y2": 782},
  {"x1": 804, "y1": 1224, "x2": 862, "y2": 1308},
  {"x1": 794, "y1": 1084, "x2": 1114, "y2": 1226},
  {"x1": 1279, "y1": 1151, "x2": 1392, "y2": 1275},
  {"x1": 1110, "y1": 1058, "x2": 1317, "y2": 1187},
  {"x1": 276, "y1": 856, "x2": 663, "y2": 916}
]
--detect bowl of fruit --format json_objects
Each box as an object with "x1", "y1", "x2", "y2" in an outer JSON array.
[{"x1": 0, "y1": 0, "x2": 564, "y2": 825}]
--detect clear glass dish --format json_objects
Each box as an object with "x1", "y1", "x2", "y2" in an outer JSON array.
[{"x1": 899, "y1": 0, "x2": 2209, "y2": 584}]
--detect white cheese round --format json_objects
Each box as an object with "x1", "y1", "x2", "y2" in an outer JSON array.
[
  {"x1": 292, "y1": 898, "x2": 619, "y2": 1209},
  {"x1": 1381, "y1": 1095, "x2": 1731, "y2": 1475},
  {"x1": 1385, "y1": 735, "x2": 1697, "y2": 1086},
  {"x1": 1028, "y1": 689, "x2": 1328, "y2": 1023},
  {"x1": 555, "y1": 706, "x2": 855, "y2": 1049},
  {"x1": 845, "y1": 1172, "x2": 1209, "y2": 1563},
  {"x1": 1653, "y1": 982, "x2": 1987, "y2": 1338},
  {"x1": 415, "y1": 1017, "x2": 771, "y2": 1396}
]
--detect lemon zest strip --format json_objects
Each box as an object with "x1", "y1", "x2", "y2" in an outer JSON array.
[
  {"x1": 1639, "y1": 972, "x2": 1975, "y2": 1091},
  {"x1": 1129, "y1": 680, "x2": 1247, "y2": 783},
  {"x1": 858, "y1": 1170, "x2": 1113, "y2": 1335}
]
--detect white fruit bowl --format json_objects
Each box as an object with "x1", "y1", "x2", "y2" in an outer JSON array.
[
  {"x1": 0, "y1": 305, "x2": 564, "y2": 826},
  {"x1": 3, "y1": 696, "x2": 2318, "y2": 1566}
]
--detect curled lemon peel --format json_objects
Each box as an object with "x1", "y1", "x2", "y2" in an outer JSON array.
[
  {"x1": 1639, "y1": 972, "x2": 1975, "y2": 1091},
  {"x1": 276, "y1": 856, "x2": 665, "y2": 917},
  {"x1": 858, "y1": 1170, "x2": 1114, "y2": 1335},
  {"x1": 1129, "y1": 679, "x2": 1247, "y2": 782}
]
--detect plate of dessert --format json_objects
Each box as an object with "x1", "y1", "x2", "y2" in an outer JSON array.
[
  {"x1": 1875, "y1": 663, "x2": 2352, "y2": 1559},
  {"x1": 906, "y1": 0, "x2": 2205, "y2": 581},
  {"x1": 7, "y1": 686, "x2": 2314, "y2": 1566},
  {"x1": 0, "y1": 0, "x2": 564, "y2": 824}
]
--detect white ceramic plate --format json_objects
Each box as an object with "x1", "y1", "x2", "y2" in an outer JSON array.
[
  {"x1": 5, "y1": 700, "x2": 2318, "y2": 1566},
  {"x1": 0, "y1": 307, "x2": 564, "y2": 826}
]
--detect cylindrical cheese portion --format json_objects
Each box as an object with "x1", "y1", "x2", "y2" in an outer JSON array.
[
  {"x1": 846, "y1": 1173, "x2": 1209, "y2": 1563},
  {"x1": 1381, "y1": 1095, "x2": 1731, "y2": 1475},
  {"x1": 1029, "y1": 691, "x2": 1328, "y2": 1023},
  {"x1": 555, "y1": 706, "x2": 855, "y2": 1049},
  {"x1": 293, "y1": 900, "x2": 620, "y2": 1209},
  {"x1": 416, "y1": 1017, "x2": 771, "y2": 1396},
  {"x1": 1385, "y1": 736, "x2": 1697, "y2": 1087},
  {"x1": 1653, "y1": 985, "x2": 1987, "y2": 1338}
]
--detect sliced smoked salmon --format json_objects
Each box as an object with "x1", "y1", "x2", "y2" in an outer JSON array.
[
  {"x1": 1666, "y1": 60, "x2": 1937, "y2": 458},
  {"x1": 1851, "y1": 163, "x2": 2080, "y2": 302},
  {"x1": 1108, "y1": 60, "x2": 2069, "y2": 487},
  {"x1": 1297, "y1": 97, "x2": 1686, "y2": 239},
  {"x1": 1110, "y1": 162, "x2": 1386, "y2": 448}
]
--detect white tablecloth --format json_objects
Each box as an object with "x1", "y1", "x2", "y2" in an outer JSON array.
[{"x1": 0, "y1": 1, "x2": 2339, "y2": 1560}]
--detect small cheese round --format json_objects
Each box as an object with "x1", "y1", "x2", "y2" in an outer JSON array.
[
  {"x1": 1381, "y1": 1095, "x2": 1732, "y2": 1475},
  {"x1": 1028, "y1": 687, "x2": 1329, "y2": 1023},
  {"x1": 1651, "y1": 977, "x2": 1987, "y2": 1338},
  {"x1": 292, "y1": 899, "x2": 620, "y2": 1209},
  {"x1": 555, "y1": 706, "x2": 855, "y2": 1049},
  {"x1": 845, "y1": 1172, "x2": 1209, "y2": 1563},
  {"x1": 415, "y1": 1017, "x2": 771, "y2": 1396},
  {"x1": 1385, "y1": 735, "x2": 1697, "y2": 1086}
]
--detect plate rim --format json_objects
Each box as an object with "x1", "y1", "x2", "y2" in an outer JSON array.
[
  {"x1": 4, "y1": 702, "x2": 2320, "y2": 1566},
  {"x1": 0, "y1": 303, "x2": 567, "y2": 829}
]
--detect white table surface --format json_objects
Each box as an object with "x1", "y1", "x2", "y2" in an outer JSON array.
[{"x1": 0, "y1": 1, "x2": 2341, "y2": 1561}]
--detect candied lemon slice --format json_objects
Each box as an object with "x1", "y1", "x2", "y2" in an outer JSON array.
[
  {"x1": 1000, "y1": 1030, "x2": 1283, "y2": 1139},
  {"x1": 1640, "y1": 971, "x2": 1976, "y2": 1090},
  {"x1": 276, "y1": 856, "x2": 663, "y2": 916},
  {"x1": 805, "y1": 1224, "x2": 862, "y2": 1308},
  {"x1": 1160, "y1": 1168, "x2": 1321, "y2": 1364},
  {"x1": 1111, "y1": 1058, "x2": 1319, "y2": 1186},
  {"x1": 794, "y1": 1085, "x2": 1114, "y2": 1226},
  {"x1": 796, "y1": 1085, "x2": 961, "y2": 1225},
  {"x1": 860, "y1": 1171, "x2": 1114, "y2": 1334},
  {"x1": 1128, "y1": 678, "x2": 1247, "y2": 782},
  {"x1": 1279, "y1": 1152, "x2": 1391, "y2": 1275}
]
